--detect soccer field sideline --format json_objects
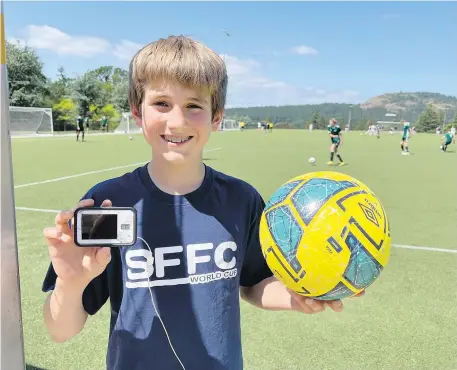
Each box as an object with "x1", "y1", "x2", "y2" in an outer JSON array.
[{"x1": 14, "y1": 147, "x2": 223, "y2": 189}]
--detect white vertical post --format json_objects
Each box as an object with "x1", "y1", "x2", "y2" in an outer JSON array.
[
  {"x1": 49, "y1": 108, "x2": 54, "y2": 135},
  {"x1": 0, "y1": 1, "x2": 26, "y2": 369}
]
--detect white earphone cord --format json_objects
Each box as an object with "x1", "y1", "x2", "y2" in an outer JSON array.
[{"x1": 137, "y1": 237, "x2": 186, "y2": 370}]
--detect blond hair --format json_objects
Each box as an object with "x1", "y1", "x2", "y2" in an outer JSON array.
[{"x1": 129, "y1": 35, "x2": 227, "y2": 118}]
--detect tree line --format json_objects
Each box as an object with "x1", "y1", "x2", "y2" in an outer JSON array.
[
  {"x1": 6, "y1": 41, "x2": 129, "y2": 132},
  {"x1": 225, "y1": 102, "x2": 457, "y2": 132},
  {"x1": 6, "y1": 40, "x2": 457, "y2": 133}
]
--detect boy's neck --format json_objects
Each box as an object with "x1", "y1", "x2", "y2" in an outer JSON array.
[{"x1": 147, "y1": 158, "x2": 206, "y2": 195}]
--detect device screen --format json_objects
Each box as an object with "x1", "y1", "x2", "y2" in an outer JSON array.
[{"x1": 81, "y1": 214, "x2": 118, "y2": 240}]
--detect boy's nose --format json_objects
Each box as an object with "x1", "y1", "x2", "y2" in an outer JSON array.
[{"x1": 166, "y1": 107, "x2": 187, "y2": 128}]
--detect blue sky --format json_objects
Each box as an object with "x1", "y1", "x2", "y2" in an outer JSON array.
[{"x1": 4, "y1": 1, "x2": 456, "y2": 107}]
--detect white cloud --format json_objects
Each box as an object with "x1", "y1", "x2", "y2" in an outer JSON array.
[
  {"x1": 113, "y1": 39, "x2": 143, "y2": 61},
  {"x1": 12, "y1": 25, "x2": 143, "y2": 61},
  {"x1": 222, "y1": 55, "x2": 261, "y2": 77},
  {"x1": 7, "y1": 38, "x2": 27, "y2": 47},
  {"x1": 223, "y1": 55, "x2": 359, "y2": 107},
  {"x1": 20, "y1": 25, "x2": 110, "y2": 57},
  {"x1": 10, "y1": 25, "x2": 358, "y2": 107},
  {"x1": 291, "y1": 45, "x2": 318, "y2": 55}
]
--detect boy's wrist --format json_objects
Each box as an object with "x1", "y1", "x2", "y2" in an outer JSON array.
[{"x1": 55, "y1": 276, "x2": 89, "y2": 295}]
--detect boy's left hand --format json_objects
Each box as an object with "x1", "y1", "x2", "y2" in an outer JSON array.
[{"x1": 288, "y1": 288, "x2": 365, "y2": 314}]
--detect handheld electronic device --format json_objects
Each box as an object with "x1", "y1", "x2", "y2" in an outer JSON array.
[{"x1": 73, "y1": 207, "x2": 137, "y2": 247}]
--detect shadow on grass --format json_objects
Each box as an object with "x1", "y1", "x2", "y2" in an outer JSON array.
[{"x1": 26, "y1": 365, "x2": 47, "y2": 370}]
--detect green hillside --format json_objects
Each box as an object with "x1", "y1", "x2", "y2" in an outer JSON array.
[{"x1": 225, "y1": 92, "x2": 457, "y2": 131}]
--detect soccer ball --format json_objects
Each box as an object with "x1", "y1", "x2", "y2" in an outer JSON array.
[
  {"x1": 259, "y1": 171, "x2": 391, "y2": 300},
  {"x1": 308, "y1": 157, "x2": 316, "y2": 165}
]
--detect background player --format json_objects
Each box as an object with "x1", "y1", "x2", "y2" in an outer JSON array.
[
  {"x1": 400, "y1": 120, "x2": 410, "y2": 155},
  {"x1": 327, "y1": 118, "x2": 345, "y2": 166},
  {"x1": 440, "y1": 131, "x2": 455, "y2": 152},
  {"x1": 100, "y1": 115, "x2": 108, "y2": 133},
  {"x1": 76, "y1": 115, "x2": 85, "y2": 142}
]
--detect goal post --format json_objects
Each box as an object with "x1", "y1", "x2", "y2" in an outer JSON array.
[
  {"x1": 9, "y1": 106, "x2": 54, "y2": 137},
  {"x1": 221, "y1": 118, "x2": 240, "y2": 131},
  {"x1": 114, "y1": 112, "x2": 142, "y2": 134}
]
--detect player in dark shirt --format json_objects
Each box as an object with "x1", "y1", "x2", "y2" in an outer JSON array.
[
  {"x1": 327, "y1": 118, "x2": 345, "y2": 166},
  {"x1": 76, "y1": 115, "x2": 85, "y2": 142}
]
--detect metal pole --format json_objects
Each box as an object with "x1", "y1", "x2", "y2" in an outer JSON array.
[
  {"x1": 1, "y1": 1, "x2": 26, "y2": 369},
  {"x1": 348, "y1": 105, "x2": 352, "y2": 130}
]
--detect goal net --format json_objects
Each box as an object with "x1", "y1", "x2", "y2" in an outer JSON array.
[
  {"x1": 9, "y1": 106, "x2": 53, "y2": 137},
  {"x1": 114, "y1": 112, "x2": 142, "y2": 134},
  {"x1": 221, "y1": 119, "x2": 240, "y2": 131},
  {"x1": 376, "y1": 121, "x2": 410, "y2": 134}
]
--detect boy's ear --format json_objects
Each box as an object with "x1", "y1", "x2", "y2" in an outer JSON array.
[
  {"x1": 211, "y1": 110, "x2": 224, "y2": 132},
  {"x1": 131, "y1": 105, "x2": 143, "y2": 128}
]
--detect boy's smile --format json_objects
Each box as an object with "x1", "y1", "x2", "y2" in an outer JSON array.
[{"x1": 161, "y1": 135, "x2": 193, "y2": 145}]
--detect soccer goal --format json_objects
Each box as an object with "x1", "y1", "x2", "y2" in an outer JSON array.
[
  {"x1": 221, "y1": 118, "x2": 240, "y2": 131},
  {"x1": 114, "y1": 112, "x2": 142, "y2": 134},
  {"x1": 8, "y1": 106, "x2": 53, "y2": 137},
  {"x1": 377, "y1": 121, "x2": 410, "y2": 134}
]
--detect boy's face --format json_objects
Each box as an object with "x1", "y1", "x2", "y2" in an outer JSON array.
[{"x1": 134, "y1": 80, "x2": 222, "y2": 165}]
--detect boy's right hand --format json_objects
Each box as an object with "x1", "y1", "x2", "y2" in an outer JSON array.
[{"x1": 44, "y1": 199, "x2": 112, "y2": 288}]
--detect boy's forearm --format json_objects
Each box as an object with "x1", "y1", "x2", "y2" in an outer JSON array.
[
  {"x1": 43, "y1": 278, "x2": 89, "y2": 343},
  {"x1": 240, "y1": 276, "x2": 295, "y2": 311}
]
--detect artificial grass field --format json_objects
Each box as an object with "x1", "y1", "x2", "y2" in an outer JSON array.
[{"x1": 11, "y1": 129, "x2": 457, "y2": 370}]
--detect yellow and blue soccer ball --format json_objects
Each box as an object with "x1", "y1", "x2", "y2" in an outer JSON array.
[{"x1": 259, "y1": 171, "x2": 391, "y2": 300}]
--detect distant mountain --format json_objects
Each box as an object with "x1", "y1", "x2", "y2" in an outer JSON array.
[
  {"x1": 225, "y1": 92, "x2": 457, "y2": 130},
  {"x1": 360, "y1": 92, "x2": 457, "y2": 117}
]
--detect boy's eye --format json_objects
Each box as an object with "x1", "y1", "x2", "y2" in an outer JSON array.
[
  {"x1": 188, "y1": 104, "x2": 202, "y2": 109},
  {"x1": 154, "y1": 101, "x2": 169, "y2": 107}
]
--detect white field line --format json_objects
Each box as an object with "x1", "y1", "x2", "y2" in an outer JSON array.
[
  {"x1": 15, "y1": 207, "x2": 60, "y2": 213},
  {"x1": 391, "y1": 244, "x2": 457, "y2": 254},
  {"x1": 12, "y1": 208, "x2": 457, "y2": 255},
  {"x1": 14, "y1": 148, "x2": 222, "y2": 189}
]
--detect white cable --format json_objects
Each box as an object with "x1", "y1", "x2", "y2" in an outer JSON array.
[{"x1": 137, "y1": 236, "x2": 186, "y2": 370}]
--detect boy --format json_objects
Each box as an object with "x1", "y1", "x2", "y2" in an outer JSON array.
[
  {"x1": 400, "y1": 120, "x2": 410, "y2": 155},
  {"x1": 42, "y1": 36, "x2": 361, "y2": 370},
  {"x1": 440, "y1": 131, "x2": 454, "y2": 152},
  {"x1": 327, "y1": 118, "x2": 345, "y2": 166}
]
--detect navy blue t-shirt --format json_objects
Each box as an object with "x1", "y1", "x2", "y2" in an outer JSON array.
[{"x1": 42, "y1": 164, "x2": 273, "y2": 370}]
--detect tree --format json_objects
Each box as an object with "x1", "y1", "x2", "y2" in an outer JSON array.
[
  {"x1": 43, "y1": 66, "x2": 74, "y2": 109},
  {"x1": 71, "y1": 71, "x2": 104, "y2": 116},
  {"x1": 5, "y1": 41, "x2": 48, "y2": 107},
  {"x1": 52, "y1": 98, "x2": 78, "y2": 131},
  {"x1": 416, "y1": 105, "x2": 441, "y2": 132},
  {"x1": 310, "y1": 112, "x2": 320, "y2": 128},
  {"x1": 112, "y1": 80, "x2": 129, "y2": 112}
]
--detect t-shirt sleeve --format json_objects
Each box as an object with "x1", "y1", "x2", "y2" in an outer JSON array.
[
  {"x1": 240, "y1": 190, "x2": 273, "y2": 287},
  {"x1": 41, "y1": 189, "x2": 110, "y2": 316}
]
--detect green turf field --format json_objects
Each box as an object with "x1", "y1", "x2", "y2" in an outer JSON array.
[{"x1": 11, "y1": 129, "x2": 457, "y2": 370}]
